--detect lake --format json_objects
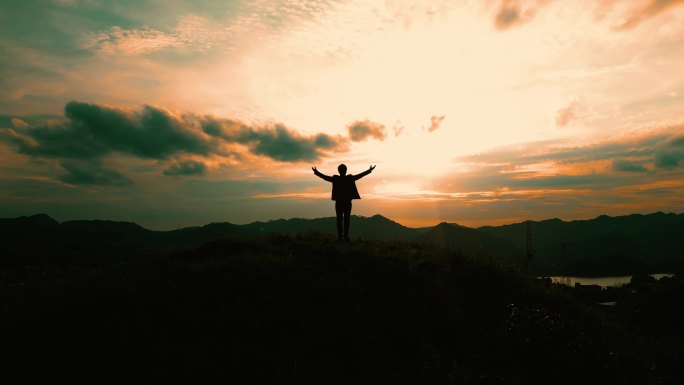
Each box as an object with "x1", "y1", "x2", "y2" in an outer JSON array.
[{"x1": 544, "y1": 273, "x2": 674, "y2": 288}]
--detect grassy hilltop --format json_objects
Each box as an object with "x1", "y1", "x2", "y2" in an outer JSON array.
[{"x1": 1, "y1": 233, "x2": 682, "y2": 383}]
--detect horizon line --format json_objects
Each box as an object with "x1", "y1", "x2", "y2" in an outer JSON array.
[{"x1": 6, "y1": 210, "x2": 682, "y2": 233}]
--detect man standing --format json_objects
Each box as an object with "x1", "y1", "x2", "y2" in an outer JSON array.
[{"x1": 312, "y1": 164, "x2": 376, "y2": 241}]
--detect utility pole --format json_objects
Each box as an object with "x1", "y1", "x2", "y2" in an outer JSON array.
[{"x1": 524, "y1": 220, "x2": 534, "y2": 274}]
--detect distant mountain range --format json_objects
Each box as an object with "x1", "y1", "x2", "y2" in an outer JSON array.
[{"x1": 2, "y1": 212, "x2": 683, "y2": 275}]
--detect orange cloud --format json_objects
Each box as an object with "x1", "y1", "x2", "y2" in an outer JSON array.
[
  {"x1": 492, "y1": 0, "x2": 549, "y2": 30},
  {"x1": 347, "y1": 120, "x2": 386, "y2": 142},
  {"x1": 617, "y1": 0, "x2": 684, "y2": 30},
  {"x1": 428, "y1": 115, "x2": 445, "y2": 133},
  {"x1": 555, "y1": 102, "x2": 579, "y2": 127},
  {"x1": 11, "y1": 118, "x2": 29, "y2": 129}
]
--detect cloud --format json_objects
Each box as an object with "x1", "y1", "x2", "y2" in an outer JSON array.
[
  {"x1": 493, "y1": 0, "x2": 547, "y2": 30},
  {"x1": 450, "y1": 127, "x2": 684, "y2": 195},
  {"x1": 86, "y1": 26, "x2": 179, "y2": 54},
  {"x1": 347, "y1": 120, "x2": 387, "y2": 142},
  {"x1": 0, "y1": 101, "x2": 349, "y2": 185},
  {"x1": 494, "y1": 0, "x2": 523, "y2": 29},
  {"x1": 654, "y1": 135, "x2": 684, "y2": 169},
  {"x1": 428, "y1": 115, "x2": 445, "y2": 132},
  {"x1": 85, "y1": 14, "x2": 236, "y2": 55},
  {"x1": 240, "y1": 125, "x2": 344, "y2": 162},
  {"x1": 555, "y1": 102, "x2": 578, "y2": 127},
  {"x1": 617, "y1": 0, "x2": 684, "y2": 30},
  {"x1": 85, "y1": 15, "x2": 236, "y2": 55},
  {"x1": 392, "y1": 122, "x2": 405, "y2": 137},
  {"x1": 460, "y1": 127, "x2": 683, "y2": 167},
  {"x1": 671, "y1": 136, "x2": 684, "y2": 146},
  {"x1": 427, "y1": 152, "x2": 684, "y2": 224},
  {"x1": 163, "y1": 159, "x2": 207, "y2": 176},
  {"x1": 0, "y1": 101, "x2": 346, "y2": 164},
  {"x1": 67, "y1": 101, "x2": 213, "y2": 159},
  {"x1": 81, "y1": 8, "x2": 296, "y2": 55},
  {"x1": 1, "y1": 101, "x2": 212, "y2": 160},
  {"x1": 59, "y1": 161, "x2": 133, "y2": 186},
  {"x1": 201, "y1": 118, "x2": 348, "y2": 162},
  {"x1": 1, "y1": 114, "x2": 62, "y2": 128},
  {"x1": 654, "y1": 152, "x2": 684, "y2": 169},
  {"x1": 612, "y1": 159, "x2": 648, "y2": 173},
  {"x1": 11, "y1": 118, "x2": 29, "y2": 129}
]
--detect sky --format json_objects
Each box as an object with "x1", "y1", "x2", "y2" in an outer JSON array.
[{"x1": 1, "y1": 0, "x2": 684, "y2": 229}]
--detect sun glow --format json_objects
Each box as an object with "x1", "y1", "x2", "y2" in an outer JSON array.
[{"x1": 3, "y1": 0, "x2": 684, "y2": 228}]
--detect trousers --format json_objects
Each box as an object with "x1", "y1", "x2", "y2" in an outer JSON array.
[{"x1": 335, "y1": 200, "x2": 352, "y2": 240}]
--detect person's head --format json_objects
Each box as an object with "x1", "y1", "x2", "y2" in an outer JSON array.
[{"x1": 338, "y1": 164, "x2": 347, "y2": 176}]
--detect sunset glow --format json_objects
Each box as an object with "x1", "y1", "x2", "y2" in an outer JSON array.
[{"x1": 2, "y1": 0, "x2": 684, "y2": 229}]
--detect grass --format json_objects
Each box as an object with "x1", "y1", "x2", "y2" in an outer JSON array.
[{"x1": 1, "y1": 232, "x2": 681, "y2": 383}]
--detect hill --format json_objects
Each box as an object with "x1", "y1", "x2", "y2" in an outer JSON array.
[
  {"x1": 0, "y1": 214, "x2": 421, "y2": 266},
  {"x1": 2, "y1": 212, "x2": 684, "y2": 275},
  {"x1": 242, "y1": 214, "x2": 420, "y2": 240},
  {"x1": 2, "y1": 234, "x2": 681, "y2": 383},
  {"x1": 478, "y1": 212, "x2": 684, "y2": 275},
  {"x1": 419, "y1": 222, "x2": 521, "y2": 264}
]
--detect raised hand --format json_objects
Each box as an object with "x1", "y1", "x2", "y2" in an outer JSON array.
[
  {"x1": 369, "y1": 165, "x2": 376, "y2": 172},
  {"x1": 312, "y1": 166, "x2": 317, "y2": 173}
]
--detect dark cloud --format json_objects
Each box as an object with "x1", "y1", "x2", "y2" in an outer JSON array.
[
  {"x1": 201, "y1": 118, "x2": 347, "y2": 162},
  {"x1": 654, "y1": 135, "x2": 684, "y2": 170},
  {"x1": 163, "y1": 159, "x2": 207, "y2": 176},
  {"x1": 1, "y1": 101, "x2": 348, "y2": 170},
  {"x1": 59, "y1": 161, "x2": 133, "y2": 186},
  {"x1": 347, "y1": 120, "x2": 387, "y2": 142},
  {"x1": 654, "y1": 151, "x2": 683, "y2": 169},
  {"x1": 428, "y1": 115, "x2": 445, "y2": 132},
  {"x1": 1, "y1": 101, "x2": 211, "y2": 160},
  {"x1": 1, "y1": 102, "x2": 349, "y2": 189},
  {"x1": 612, "y1": 159, "x2": 648, "y2": 173},
  {"x1": 0, "y1": 115, "x2": 13, "y2": 128},
  {"x1": 200, "y1": 118, "x2": 225, "y2": 137},
  {"x1": 555, "y1": 102, "x2": 578, "y2": 127},
  {"x1": 245, "y1": 125, "x2": 344, "y2": 162},
  {"x1": 64, "y1": 101, "x2": 212, "y2": 159},
  {"x1": 617, "y1": 0, "x2": 684, "y2": 30}
]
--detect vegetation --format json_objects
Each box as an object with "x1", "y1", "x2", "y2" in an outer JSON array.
[
  {"x1": 2, "y1": 232, "x2": 682, "y2": 383},
  {"x1": 4, "y1": 212, "x2": 684, "y2": 277}
]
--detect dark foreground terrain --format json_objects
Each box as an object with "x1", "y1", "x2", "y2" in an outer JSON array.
[
  {"x1": 2, "y1": 233, "x2": 682, "y2": 383},
  {"x1": 3, "y1": 212, "x2": 684, "y2": 276}
]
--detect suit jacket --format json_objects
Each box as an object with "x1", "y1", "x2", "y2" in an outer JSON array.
[{"x1": 315, "y1": 169, "x2": 371, "y2": 201}]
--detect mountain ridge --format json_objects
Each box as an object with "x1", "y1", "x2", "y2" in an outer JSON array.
[
  {"x1": 7, "y1": 211, "x2": 681, "y2": 232},
  {"x1": 2, "y1": 211, "x2": 683, "y2": 275}
]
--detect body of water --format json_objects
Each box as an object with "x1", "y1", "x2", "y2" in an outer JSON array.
[{"x1": 543, "y1": 273, "x2": 674, "y2": 288}]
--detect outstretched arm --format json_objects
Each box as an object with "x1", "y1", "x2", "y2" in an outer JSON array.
[
  {"x1": 353, "y1": 165, "x2": 376, "y2": 181},
  {"x1": 312, "y1": 166, "x2": 333, "y2": 182}
]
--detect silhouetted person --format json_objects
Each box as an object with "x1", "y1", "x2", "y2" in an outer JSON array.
[{"x1": 312, "y1": 164, "x2": 376, "y2": 241}]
